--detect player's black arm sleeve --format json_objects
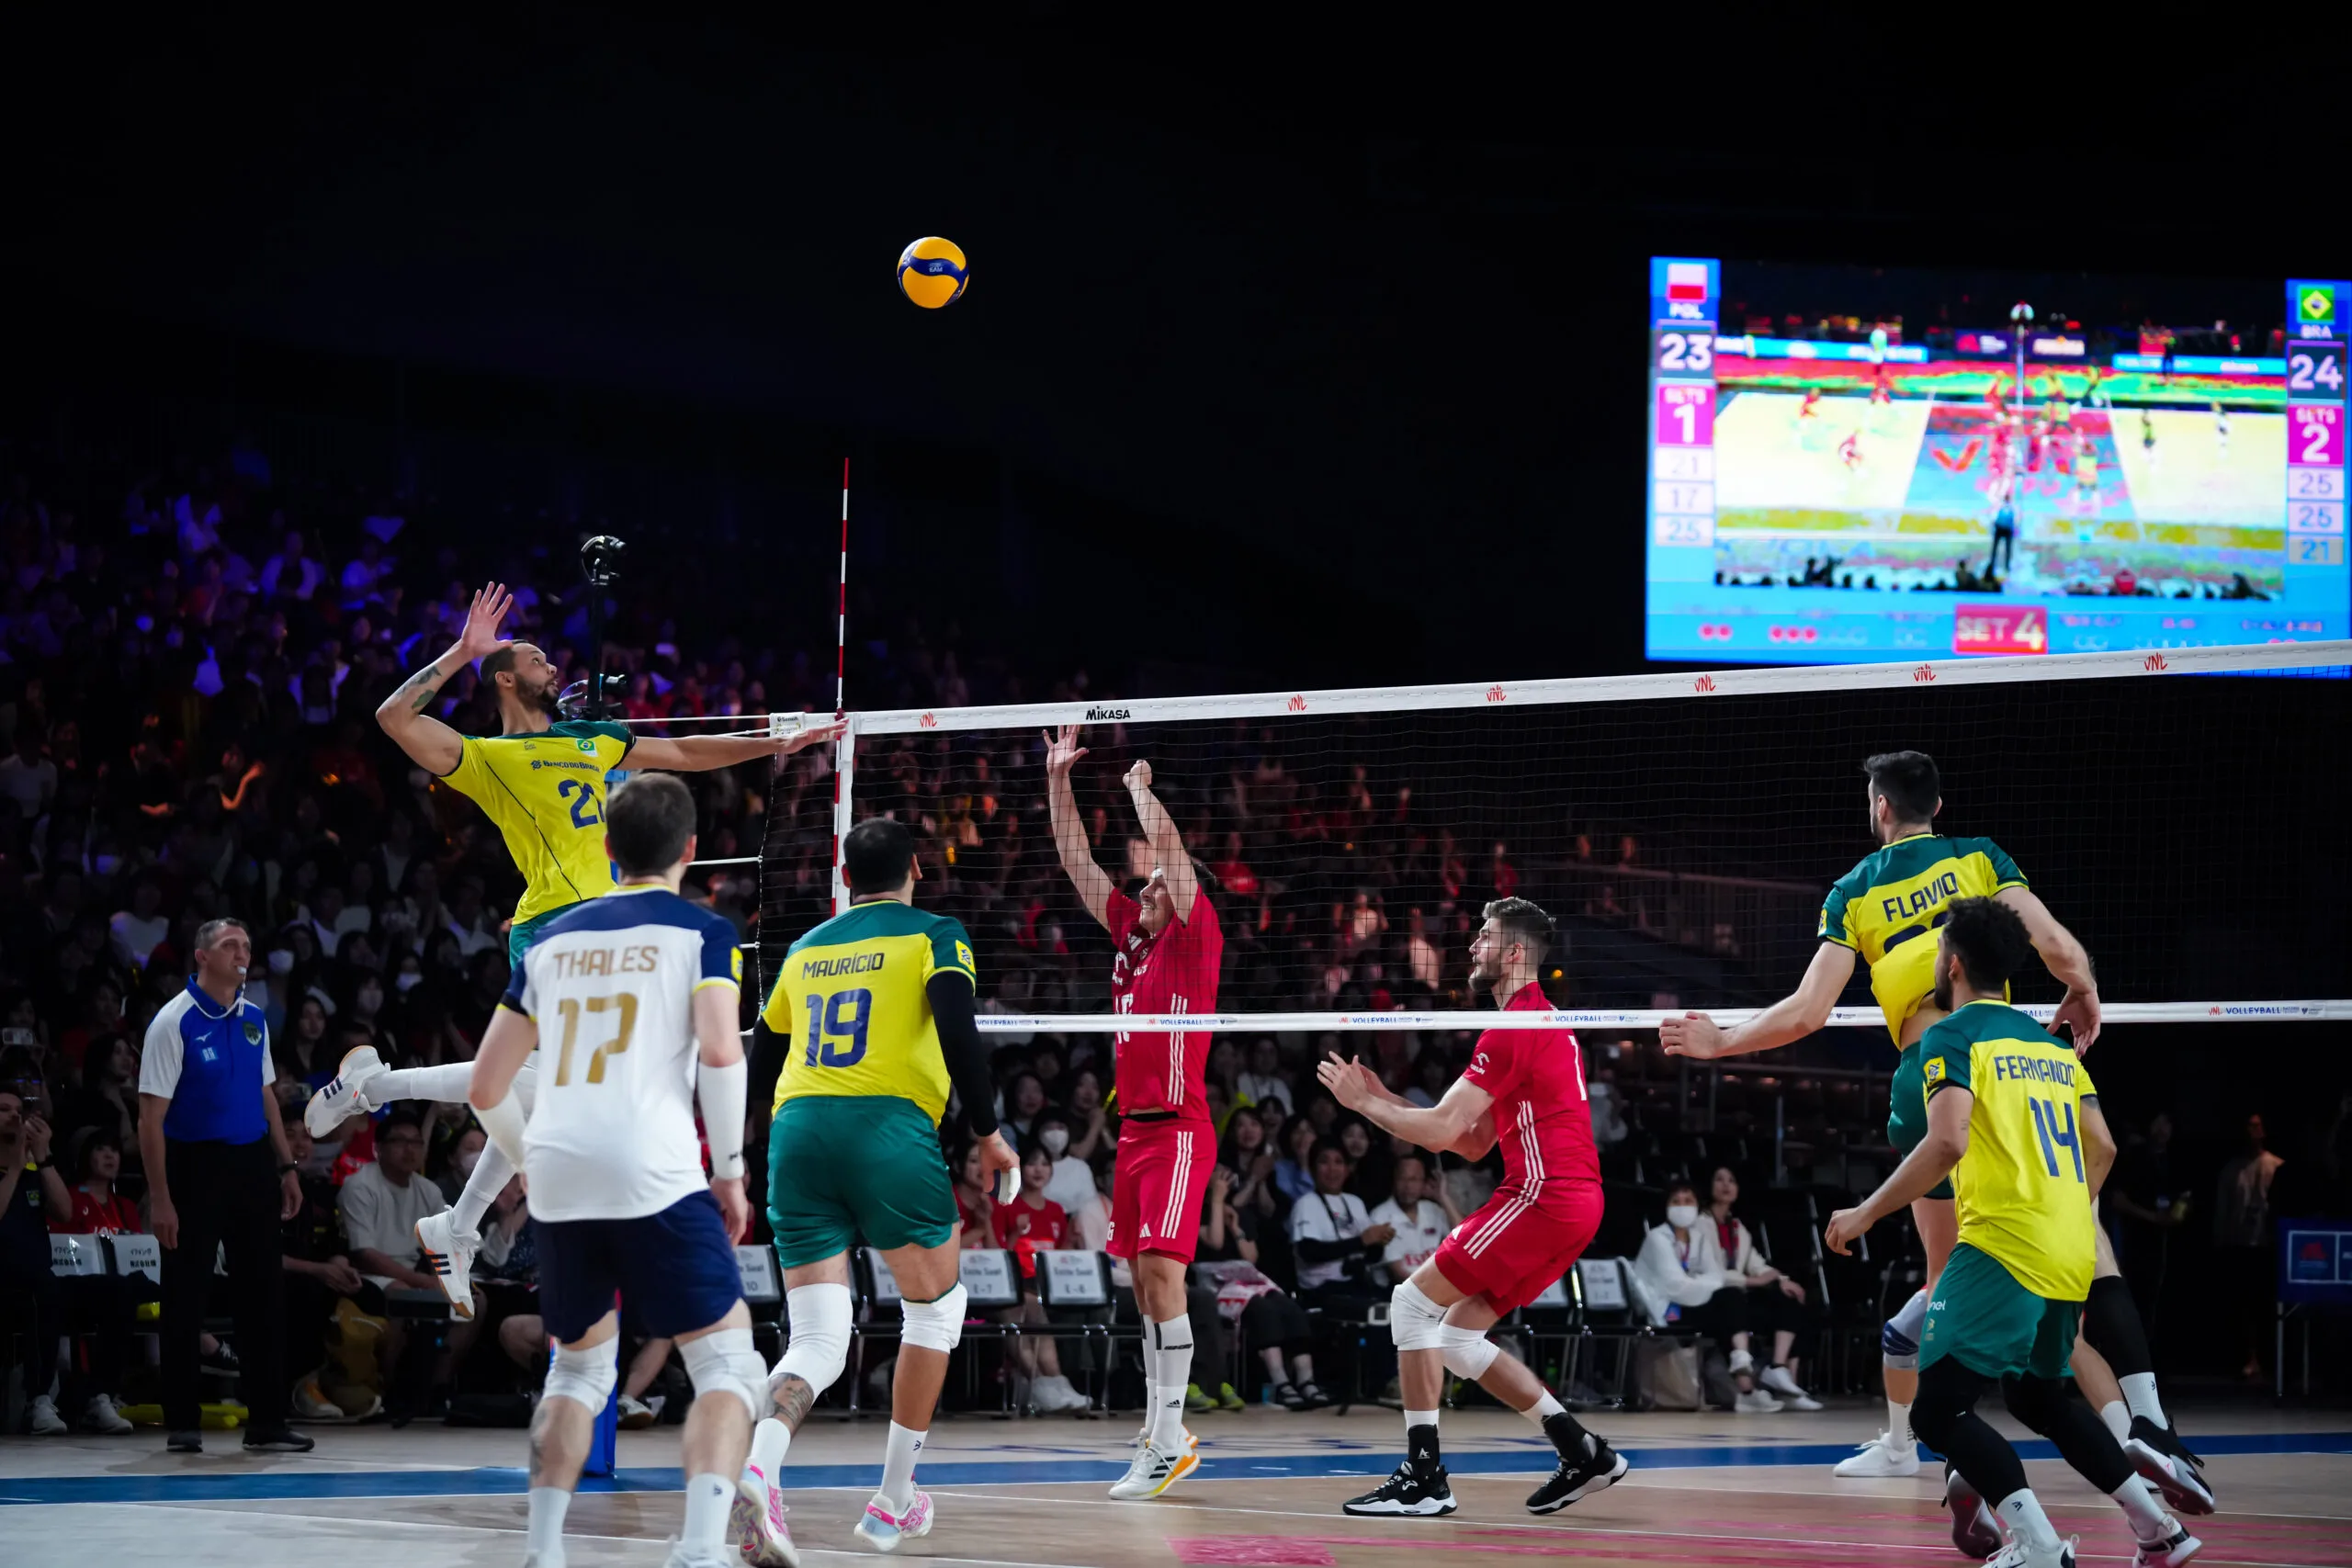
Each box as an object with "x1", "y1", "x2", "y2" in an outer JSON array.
[
  {"x1": 927, "y1": 972, "x2": 1000, "y2": 1140},
  {"x1": 747, "y1": 1015, "x2": 791, "y2": 1116}
]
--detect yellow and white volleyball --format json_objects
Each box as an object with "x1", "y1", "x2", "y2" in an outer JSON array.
[{"x1": 897, "y1": 237, "x2": 968, "y2": 309}]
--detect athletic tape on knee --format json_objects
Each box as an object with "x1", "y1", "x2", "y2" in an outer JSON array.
[
  {"x1": 1440, "y1": 1323, "x2": 1500, "y2": 1380},
  {"x1": 775, "y1": 1282, "x2": 853, "y2": 1400},
  {"x1": 682, "y1": 1325, "x2": 768, "y2": 1421},
  {"x1": 1389, "y1": 1279, "x2": 1448, "y2": 1352},
  {"x1": 1883, "y1": 1286, "x2": 1928, "y2": 1371},
  {"x1": 899, "y1": 1282, "x2": 967, "y2": 1354},
  {"x1": 545, "y1": 1336, "x2": 620, "y2": 1413}
]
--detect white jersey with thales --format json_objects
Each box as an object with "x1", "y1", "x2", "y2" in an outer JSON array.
[{"x1": 499, "y1": 886, "x2": 743, "y2": 1223}]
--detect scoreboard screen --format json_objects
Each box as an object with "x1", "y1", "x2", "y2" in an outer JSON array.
[{"x1": 1644, "y1": 258, "x2": 2350, "y2": 669}]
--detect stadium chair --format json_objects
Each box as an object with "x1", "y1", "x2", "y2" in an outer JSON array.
[
  {"x1": 381, "y1": 1285, "x2": 454, "y2": 1427},
  {"x1": 1509, "y1": 1273, "x2": 1583, "y2": 1405},
  {"x1": 954, "y1": 1248, "x2": 1028, "y2": 1416},
  {"x1": 1561, "y1": 1258, "x2": 1674, "y2": 1409},
  {"x1": 1035, "y1": 1249, "x2": 1133, "y2": 1414},
  {"x1": 846, "y1": 1247, "x2": 906, "y2": 1417},
  {"x1": 735, "y1": 1246, "x2": 784, "y2": 1366}
]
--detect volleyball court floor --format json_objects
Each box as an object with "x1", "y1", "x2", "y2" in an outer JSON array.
[{"x1": 7, "y1": 1404, "x2": 2349, "y2": 1567}]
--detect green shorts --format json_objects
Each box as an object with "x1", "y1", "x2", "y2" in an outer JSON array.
[
  {"x1": 1921, "y1": 1242, "x2": 2080, "y2": 1380},
  {"x1": 766, "y1": 1096, "x2": 957, "y2": 1269},
  {"x1": 1889, "y1": 1041, "x2": 1957, "y2": 1202},
  {"x1": 508, "y1": 904, "x2": 578, "y2": 966}
]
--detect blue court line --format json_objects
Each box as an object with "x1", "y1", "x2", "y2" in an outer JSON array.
[{"x1": 5, "y1": 1431, "x2": 2346, "y2": 1507}]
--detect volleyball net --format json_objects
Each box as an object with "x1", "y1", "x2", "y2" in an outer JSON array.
[{"x1": 634, "y1": 639, "x2": 2352, "y2": 1033}]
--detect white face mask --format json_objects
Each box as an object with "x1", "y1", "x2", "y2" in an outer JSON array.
[
  {"x1": 454, "y1": 1149, "x2": 480, "y2": 1179},
  {"x1": 1040, "y1": 1127, "x2": 1069, "y2": 1156},
  {"x1": 1666, "y1": 1203, "x2": 1701, "y2": 1230}
]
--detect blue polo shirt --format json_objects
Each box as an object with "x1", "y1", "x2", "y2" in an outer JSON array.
[{"x1": 139, "y1": 978, "x2": 273, "y2": 1145}]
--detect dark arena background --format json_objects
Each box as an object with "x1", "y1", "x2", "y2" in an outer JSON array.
[{"x1": 2, "y1": 16, "x2": 2348, "y2": 1568}]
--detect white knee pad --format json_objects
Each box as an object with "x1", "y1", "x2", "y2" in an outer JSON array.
[
  {"x1": 545, "y1": 1336, "x2": 620, "y2": 1413},
  {"x1": 773, "y1": 1282, "x2": 853, "y2": 1401},
  {"x1": 1440, "y1": 1324, "x2": 1500, "y2": 1380},
  {"x1": 899, "y1": 1282, "x2": 967, "y2": 1354},
  {"x1": 1389, "y1": 1279, "x2": 1448, "y2": 1353},
  {"x1": 682, "y1": 1325, "x2": 767, "y2": 1421}
]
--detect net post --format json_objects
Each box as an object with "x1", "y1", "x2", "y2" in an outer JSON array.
[{"x1": 831, "y1": 713, "x2": 857, "y2": 916}]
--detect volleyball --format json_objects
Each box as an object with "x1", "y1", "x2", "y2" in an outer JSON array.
[{"x1": 897, "y1": 236, "x2": 968, "y2": 309}]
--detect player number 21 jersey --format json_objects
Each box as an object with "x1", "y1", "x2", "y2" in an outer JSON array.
[
  {"x1": 439, "y1": 719, "x2": 636, "y2": 924},
  {"x1": 763, "y1": 899, "x2": 977, "y2": 1126},
  {"x1": 502, "y1": 887, "x2": 743, "y2": 1223}
]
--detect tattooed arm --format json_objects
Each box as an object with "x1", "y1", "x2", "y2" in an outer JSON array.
[{"x1": 375, "y1": 582, "x2": 514, "y2": 776}]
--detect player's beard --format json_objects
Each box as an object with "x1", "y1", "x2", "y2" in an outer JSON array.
[
  {"x1": 1930, "y1": 969, "x2": 1954, "y2": 1014},
  {"x1": 526, "y1": 674, "x2": 560, "y2": 716},
  {"x1": 1468, "y1": 953, "x2": 1500, "y2": 995}
]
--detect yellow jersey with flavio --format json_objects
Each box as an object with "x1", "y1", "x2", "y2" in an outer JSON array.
[
  {"x1": 762, "y1": 899, "x2": 977, "y2": 1125},
  {"x1": 438, "y1": 720, "x2": 636, "y2": 924},
  {"x1": 1818, "y1": 832, "x2": 2027, "y2": 1041},
  {"x1": 1921, "y1": 999, "x2": 2099, "y2": 1300}
]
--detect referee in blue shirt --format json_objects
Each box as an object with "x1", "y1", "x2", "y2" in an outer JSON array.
[{"x1": 138, "y1": 918, "x2": 313, "y2": 1453}]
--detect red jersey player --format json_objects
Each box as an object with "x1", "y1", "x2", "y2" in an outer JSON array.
[
  {"x1": 1318, "y1": 897, "x2": 1626, "y2": 1520},
  {"x1": 1045, "y1": 725, "x2": 1222, "y2": 1501}
]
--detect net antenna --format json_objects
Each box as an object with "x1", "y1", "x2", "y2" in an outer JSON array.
[{"x1": 830, "y1": 457, "x2": 854, "y2": 918}]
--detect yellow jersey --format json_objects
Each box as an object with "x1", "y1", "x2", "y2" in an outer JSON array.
[
  {"x1": 438, "y1": 720, "x2": 636, "y2": 924},
  {"x1": 761, "y1": 898, "x2": 977, "y2": 1125},
  {"x1": 1921, "y1": 999, "x2": 2099, "y2": 1300},
  {"x1": 1818, "y1": 832, "x2": 2028, "y2": 1041}
]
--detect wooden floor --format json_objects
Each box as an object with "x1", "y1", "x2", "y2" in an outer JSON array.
[{"x1": 6, "y1": 1403, "x2": 2349, "y2": 1566}]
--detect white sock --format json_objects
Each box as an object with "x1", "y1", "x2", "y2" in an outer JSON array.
[
  {"x1": 1405, "y1": 1406, "x2": 1440, "y2": 1433},
  {"x1": 748, "y1": 1416, "x2": 790, "y2": 1480},
  {"x1": 879, "y1": 1421, "x2": 924, "y2": 1514},
  {"x1": 526, "y1": 1486, "x2": 571, "y2": 1563},
  {"x1": 1996, "y1": 1489, "x2": 2062, "y2": 1553},
  {"x1": 1522, "y1": 1391, "x2": 1564, "y2": 1427},
  {"x1": 377, "y1": 1063, "x2": 472, "y2": 1101},
  {"x1": 684, "y1": 1472, "x2": 733, "y2": 1550},
  {"x1": 2111, "y1": 1476, "x2": 2173, "y2": 1542},
  {"x1": 448, "y1": 1139, "x2": 514, "y2": 1239},
  {"x1": 1148, "y1": 1316, "x2": 1193, "y2": 1450},
  {"x1": 2098, "y1": 1399, "x2": 2131, "y2": 1444},
  {"x1": 1886, "y1": 1395, "x2": 1913, "y2": 1449},
  {"x1": 2120, "y1": 1371, "x2": 2165, "y2": 1430}
]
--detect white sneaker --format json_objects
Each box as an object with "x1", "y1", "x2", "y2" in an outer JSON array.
[
  {"x1": 1108, "y1": 1438, "x2": 1199, "y2": 1499},
  {"x1": 853, "y1": 1490, "x2": 933, "y2": 1553},
  {"x1": 80, "y1": 1393, "x2": 134, "y2": 1435},
  {"x1": 1734, "y1": 1389, "x2": 1785, "y2": 1414},
  {"x1": 1986, "y1": 1535, "x2": 2076, "y2": 1568},
  {"x1": 1833, "y1": 1432, "x2": 1922, "y2": 1477},
  {"x1": 28, "y1": 1394, "x2": 67, "y2": 1435},
  {"x1": 413, "y1": 1209, "x2": 478, "y2": 1321},
  {"x1": 617, "y1": 1393, "x2": 659, "y2": 1429},
  {"x1": 2132, "y1": 1520, "x2": 2202, "y2": 1568},
  {"x1": 658, "y1": 1541, "x2": 738, "y2": 1568},
  {"x1": 729, "y1": 1465, "x2": 800, "y2": 1567},
  {"x1": 305, "y1": 1044, "x2": 388, "y2": 1135},
  {"x1": 1035, "y1": 1374, "x2": 1089, "y2": 1412}
]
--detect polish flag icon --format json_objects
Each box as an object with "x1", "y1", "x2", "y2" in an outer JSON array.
[{"x1": 1666, "y1": 263, "x2": 1709, "y2": 302}]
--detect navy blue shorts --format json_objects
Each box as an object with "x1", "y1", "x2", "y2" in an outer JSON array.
[{"x1": 532, "y1": 1190, "x2": 742, "y2": 1343}]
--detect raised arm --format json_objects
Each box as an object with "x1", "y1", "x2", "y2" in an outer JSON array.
[
  {"x1": 628, "y1": 719, "x2": 847, "y2": 774},
  {"x1": 1661, "y1": 939, "x2": 1856, "y2": 1061},
  {"x1": 1317, "y1": 1055, "x2": 1494, "y2": 1159},
  {"x1": 1123, "y1": 760, "x2": 1197, "y2": 921},
  {"x1": 1996, "y1": 886, "x2": 2100, "y2": 1053},
  {"x1": 1043, "y1": 725, "x2": 1114, "y2": 930},
  {"x1": 376, "y1": 582, "x2": 512, "y2": 776}
]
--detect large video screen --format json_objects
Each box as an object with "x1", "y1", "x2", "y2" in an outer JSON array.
[{"x1": 1645, "y1": 259, "x2": 2349, "y2": 665}]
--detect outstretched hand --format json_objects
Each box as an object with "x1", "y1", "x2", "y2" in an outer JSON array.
[
  {"x1": 1315, "y1": 1053, "x2": 1379, "y2": 1113},
  {"x1": 778, "y1": 717, "x2": 849, "y2": 757},
  {"x1": 1123, "y1": 759, "x2": 1153, "y2": 794},
  {"x1": 1043, "y1": 724, "x2": 1088, "y2": 778},
  {"x1": 1659, "y1": 1012, "x2": 1727, "y2": 1059},
  {"x1": 458, "y1": 582, "x2": 515, "y2": 662}
]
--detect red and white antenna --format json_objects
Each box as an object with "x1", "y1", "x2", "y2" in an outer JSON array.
[{"x1": 829, "y1": 458, "x2": 854, "y2": 914}]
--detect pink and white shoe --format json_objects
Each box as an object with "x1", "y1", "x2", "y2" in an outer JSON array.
[
  {"x1": 852, "y1": 1490, "x2": 933, "y2": 1554},
  {"x1": 729, "y1": 1463, "x2": 798, "y2": 1566}
]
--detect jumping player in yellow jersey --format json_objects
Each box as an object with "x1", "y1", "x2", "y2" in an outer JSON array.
[
  {"x1": 1659, "y1": 750, "x2": 2206, "y2": 1501},
  {"x1": 728, "y1": 817, "x2": 1016, "y2": 1563},
  {"x1": 1826, "y1": 900, "x2": 2207, "y2": 1568},
  {"x1": 305, "y1": 582, "x2": 842, "y2": 1317}
]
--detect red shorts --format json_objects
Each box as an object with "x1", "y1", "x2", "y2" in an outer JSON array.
[
  {"x1": 1431, "y1": 1181, "x2": 1604, "y2": 1315},
  {"x1": 1104, "y1": 1119, "x2": 1214, "y2": 1264}
]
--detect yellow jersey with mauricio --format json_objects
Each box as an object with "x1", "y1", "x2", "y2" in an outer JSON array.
[
  {"x1": 1921, "y1": 998, "x2": 2099, "y2": 1300},
  {"x1": 438, "y1": 719, "x2": 635, "y2": 924},
  {"x1": 762, "y1": 899, "x2": 977, "y2": 1125},
  {"x1": 1817, "y1": 832, "x2": 2027, "y2": 1041}
]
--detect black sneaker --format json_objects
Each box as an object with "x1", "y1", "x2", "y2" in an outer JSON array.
[
  {"x1": 2130, "y1": 1415, "x2": 2207, "y2": 1472},
  {"x1": 201, "y1": 1342, "x2": 242, "y2": 1376},
  {"x1": 1525, "y1": 1441, "x2": 1628, "y2": 1515},
  {"x1": 2123, "y1": 1430, "x2": 2214, "y2": 1517},
  {"x1": 1943, "y1": 1464, "x2": 2003, "y2": 1560},
  {"x1": 1342, "y1": 1459, "x2": 1457, "y2": 1517},
  {"x1": 166, "y1": 1430, "x2": 203, "y2": 1454},
  {"x1": 242, "y1": 1427, "x2": 317, "y2": 1454}
]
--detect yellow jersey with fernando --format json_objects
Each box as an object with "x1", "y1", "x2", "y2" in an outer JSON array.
[
  {"x1": 438, "y1": 719, "x2": 636, "y2": 925},
  {"x1": 761, "y1": 899, "x2": 977, "y2": 1125},
  {"x1": 1818, "y1": 832, "x2": 2027, "y2": 1041},
  {"x1": 1920, "y1": 998, "x2": 2099, "y2": 1300}
]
